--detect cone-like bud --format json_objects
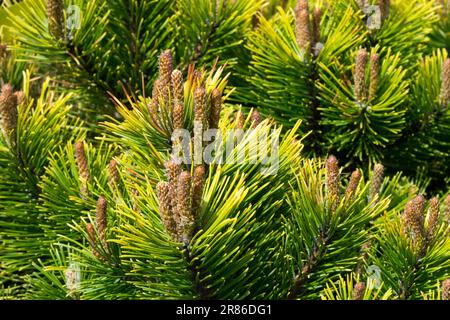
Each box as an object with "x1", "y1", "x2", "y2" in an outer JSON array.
[
  {"x1": 194, "y1": 86, "x2": 206, "y2": 165},
  {"x1": 165, "y1": 159, "x2": 181, "y2": 214},
  {"x1": 369, "y1": 163, "x2": 384, "y2": 202},
  {"x1": 0, "y1": 84, "x2": 18, "y2": 144},
  {"x1": 171, "y1": 69, "x2": 184, "y2": 103},
  {"x1": 354, "y1": 49, "x2": 368, "y2": 102},
  {"x1": 173, "y1": 101, "x2": 184, "y2": 130},
  {"x1": 194, "y1": 86, "x2": 206, "y2": 123},
  {"x1": 210, "y1": 88, "x2": 222, "y2": 130},
  {"x1": 326, "y1": 155, "x2": 340, "y2": 212},
  {"x1": 401, "y1": 199, "x2": 414, "y2": 236},
  {"x1": 157, "y1": 182, "x2": 177, "y2": 236},
  {"x1": 250, "y1": 109, "x2": 262, "y2": 128},
  {"x1": 86, "y1": 223, "x2": 101, "y2": 259},
  {"x1": 108, "y1": 159, "x2": 120, "y2": 185},
  {"x1": 442, "y1": 279, "x2": 450, "y2": 300},
  {"x1": 295, "y1": 2, "x2": 312, "y2": 55},
  {"x1": 236, "y1": 110, "x2": 245, "y2": 129},
  {"x1": 96, "y1": 196, "x2": 107, "y2": 245},
  {"x1": 426, "y1": 197, "x2": 440, "y2": 241},
  {"x1": 177, "y1": 171, "x2": 194, "y2": 243},
  {"x1": 412, "y1": 195, "x2": 426, "y2": 231},
  {"x1": 345, "y1": 169, "x2": 362, "y2": 200},
  {"x1": 166, "y1": 159, "x2": 182, "y2": 186},
  {"x1": 352, "y1": 282, "x2": 366, "y2": 300},
  {"x1": 439, "y1": 58, "x2": 450, "y2": 107},
  {"x1": 312, "y1": 7, "x2": 322, "y2": 45},
  {"x1": 296, "y1": 0, "x2": 309, "y2": 13},
  {"x1": 46, "y1": 0, "x2": 65, "y2": 40},
  {"x1": 369, "y1": 53, "x2": 380, "y2": 101},
  {"x1": 75, "y1": 141, "x2": 90, "y2": 197},
  {"x1": 405, "y1": 195, "x2": 426, "y2": 254},
  {"x1": 192, "y1": 165, "x2": 205, "y2": 219},
  {"x1": 159, "y1": 50, "x2": 174, "y2": 87},
  {"x1": 379, "y1": 0, "x2": 390, "y2": 22}
]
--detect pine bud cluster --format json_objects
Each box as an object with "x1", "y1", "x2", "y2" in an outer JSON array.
[
  {"x1": 150, "y1": 51, "x2": 223, "y2": 151},
  {"x1": 401, "y1": 195, "x2": 445, "y2": 256},
  {"x1": 354, "y1": 49, "x2": 381, "y2": 103},
  {"x1": 157, "y1": 162, "x2": 206, "y2": 244}
]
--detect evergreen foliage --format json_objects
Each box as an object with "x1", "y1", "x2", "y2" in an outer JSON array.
[{"x1": 239, "y1": 0, "x2": 449, "y2": 188}]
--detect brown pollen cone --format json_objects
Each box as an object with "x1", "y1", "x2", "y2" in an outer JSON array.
[
  {"x1": 194, "y1": 86, "x2": 207, "y2": 124},
  {"x1": 159, "y1": 50, "x2": 174, "y2": 88},
  {"x1": 96, "y1": 196, "x2": 107, "y2": 245},
  {"x1": 177, "y1": 171, "x2": 194, "y2": 243},
  {"x1": 166, "y1": 159, "x2": 181, "y2": 217},
  {"x1": 171, "y1": 69, "x2": 184, "y2": 103},
  {"x1": 192, "y1": 165, "x2": 205, "y2": 219},
  {"x1": 46, "y1": 0, "x2": 65, "y2": 40},
  {"x1": 173, "y1": 101, "x2": 184, "y2": 130},
  {"x1": 368, "y1": 53, "x2": 380, "y2": 101},
  {"x1": 352, "y1": 282, "x2": 366, "y2": 300},
  {"x1": 75, "y1": 141, "x2": 90, "y2": 197},
  {"x1": 157, "y1": 181, "x2": 177, "y2": 237},
  {"x1": 312, "y1": 7, "x2": 322, "y2": 45},
  {"x1": 296, "y1": 0, "x2": 309, "y2": 12},
  {"x1": 354, "y1": 49, "x2": 368, "y2": 102},
  {"x1": 295, "y1": 2, "x2": 312, "y2": 56},
  {"x1": 406, "y1": 195, "x2": 426, "y2": 254},
  {"x1": 426, "y1": 197, "x2": 440, "y2": 241},
  {"x1": 326, "y1": 155, "x2": 340, "y2": 212},
  {"x1": 344, "y1": 169, "x2": 361, "y2": 201},
  {"x1": 236, "y1": 110, "x2": 245, "y2": 129},
  {"x1": 250, "y1": 109, "x2": 262, "y2": 129},
  {"x1": 369, "y1": 163, "x2": 384, "y2": 202}
]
